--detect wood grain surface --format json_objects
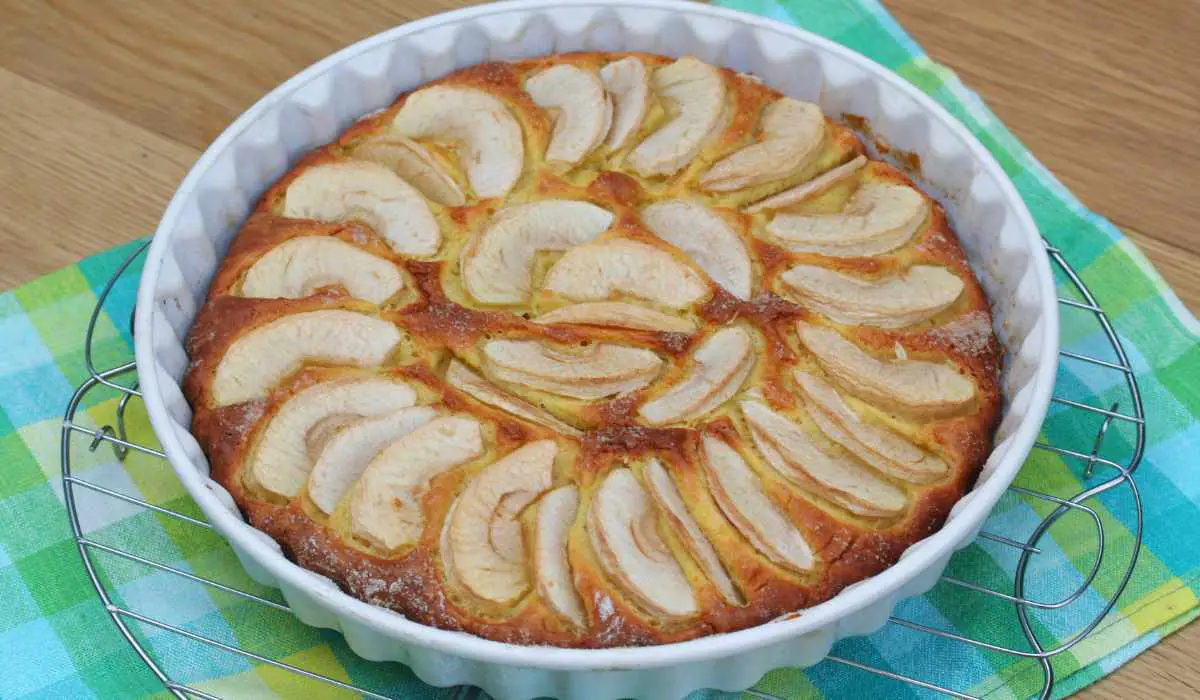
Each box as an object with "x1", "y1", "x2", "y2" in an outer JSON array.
[{"x1": 0, "y1": 0, "x2": 1196, "y2": 696}]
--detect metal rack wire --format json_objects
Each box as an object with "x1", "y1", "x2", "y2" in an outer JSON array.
[{"x1": 61, "y1": 239, "x2": 1144, "y2": 699}]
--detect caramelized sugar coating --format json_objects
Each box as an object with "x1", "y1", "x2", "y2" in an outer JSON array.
[{"x1": 184, "y1": 52, "x2": 1002, "y2": 647}]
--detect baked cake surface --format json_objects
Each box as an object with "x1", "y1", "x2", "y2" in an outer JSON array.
[{"x1": 184, "y1": 52, "x2": 1003, "y2": 648}]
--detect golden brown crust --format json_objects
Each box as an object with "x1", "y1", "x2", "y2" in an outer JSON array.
[{"x1": 183, "y1": 51, "x2": 1003, "y2": 648}]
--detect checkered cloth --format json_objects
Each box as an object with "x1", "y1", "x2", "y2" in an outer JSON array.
[{"x1": 2, "y1": 0, "x2": 1197, "y2": 697}]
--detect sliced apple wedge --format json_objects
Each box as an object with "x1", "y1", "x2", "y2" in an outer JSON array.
[
  {"x1": 445, "y1": 359, "x2": 581, "y2": 436},
  {"x1": 643, "y1": 458, "x2": 742, "y2": 605},
  {"x1": 641, "y1": 200, "x2": 752, "y2": 300},
  {"x1": 780, "y1": 264, "x2": 964, "y2": 328},
  {"x1": 525, "y1": 65, "x2": 610, "y2": 165},
  {"x1": 794, "y1": 370, "x2": 947, "y2": 483},
  {"x1": 533, "y1": 302, "x2": 696, "y2": 334},
  {"x1": 700, "y1": 435, "x2": 814, "y2": 573},
  {"x1": 240, "y1": 236, "x2": 403, "y2": 304},
  {"x1": 600, "y1": 93, "x2": 614, "y2": 146},
  {"x1": 587, "y1": 468, "x2": 697, "y2": 617},
  {"x1": 533, "y1": 485, "x2": 587, "y2": 626},
  {"x1": 283, "y1": 161, "x2": 440, "y2": 257},
  {"x1": 639, "y1": 327, "x2": 755, "y2": 426},
  {"x1": 306, "y1": 406, "x2": 438, "y2": 514},
  {"x1": 390, "y1": 85, "x2": 524, "y2": 199},
  {"x1": 699, "y1": 98, "x2": 825, "y2": 191},
  {"x1": 483, "y1": 339, "x2": 662, "y2": 400},
  {"x1": 349, "y1": 415, "x2": 484, "y2": 551},
  {"x1": 795, "y1": 322, "x2": 975, "y2": 418},
  {"x1": 461, "y1": 200, "x2": 614, "y2": 304},
  {"x1": 542, "y1": 239, "x2": 709, "y2": 309},
  {"x1": 353, "y1": 136, "x2": 466, "y2": 207},
  {"x1": 745, "y1": 155, "x2": 867, "y2": 214},
  {"x1": 245, "y1": 377, "x2": 416, "y2": 500},
  {"x1": 740, "y1": 400, "x2": 907, "y2": 517},
  {"x1": 211, "y1": 310, "x2": 402, "y2": 406},
  {"x1": 766, "y1": 183, "x2": 928, "y2": 257},
  {"x1": 627, "y1": 57, "x2": 726, "y2": 176},
  {"x1": 446, "y1": 440, "x2": 556, "y2": 604},
  {"x1": 600, "y1": 57, "x2": 650, "y2": 151}
]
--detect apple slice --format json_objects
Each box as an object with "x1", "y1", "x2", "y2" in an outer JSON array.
[
  {"x1": 390, "y1": 85, "x2": 524, "y2": 199},
  {"x1": 641, "y1": 200, "x2": 752, "y2": 300},
  {"x1": 533, "y1": 302, "x2": 696, "y2": 334},
  {"x1": 352, "y1": 136, "x2": 466, "y2": 207},
  {"x1": 587, "y1": 468, "x2": 697, "y2": 617},
  {"x1": 245, "y1": 377, "x2": 416, "y2": 500},
  {"x1": 745, "y1": 155, "x2": 867, "y2": 213},
  {"x1": 700, "y1": 435, "x2": 814, "y2": 573},
  {"x1": 306, "y1": 406, "x2": 438, "y2": 514},
  {"x1": 740, "y1": 401, "x2": 907, "y2": 517},
  {"x1": 210, "y1": 310, "x2": 402, "y2": 406},
  {"x1": 794, "y1": 370, "x2": 947, "y2": 483},
  {"x1": 542, "y1": 239, "x2": 709, "y2": 310},
  {"x1": 639, "y1": 327, "x2": 755, "y2": 426},
  {"x1": 533, "y1": 485, "x2": 587, "y2": 626},
  {"x1": 643, "y1": 458, "x2": 742, "y2": 605},
  {"x1": 766, "y1": 183, "x2": 928, "y2": 257},
  {"x1": 446, "y1": 440, "x2": 556, "y2": 604},
  {"x1": 349, "y1": 416, "x2": 484, "y2": 551},
  {"x1": 599, "y1": 57, "x2": 650, "y2": 151},
  {"x1": 240, "y1": 236, "x2": 403, "y2": 304},
  {"x1": 699, "y1": 98, "x2": 825, "y2": 191},
  {"x1": 283, "y1": 161, "x2": 440, "y2": 257},
  {"x1": 795, "y1": 321, "x2": 975, "y2": 418},
  {"x1": 446, "y1": 359, "x2": 581, "y2": 436},
  {"x1": 627, "y1": 57, "x2": 726, "y2": 176},
  {"x1": 525, "y1": 64, "x2": 610, "y2": 165},
  {"x1": 461, "y1": 200, "x2": 613, "y2": 304},
  {"x1": 483, "y1": 339, "x2": 662, "y2": 400},
  {"x1": 780, "y1": 264, "x2": 964, "y2": 328}
]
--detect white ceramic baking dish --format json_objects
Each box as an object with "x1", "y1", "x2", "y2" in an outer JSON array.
[{"x1": 133, "y1": 1, "x2": 1059, "y2": 697}]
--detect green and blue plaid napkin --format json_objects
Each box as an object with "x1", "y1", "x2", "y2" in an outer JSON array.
[{"x1": 2, "y1": 0, "x2": 1198, "y2": 697}]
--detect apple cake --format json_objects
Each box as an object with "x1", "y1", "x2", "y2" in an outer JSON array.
[{"x1": 184, "y1": 52, "x2": 1002, "y2": 647}]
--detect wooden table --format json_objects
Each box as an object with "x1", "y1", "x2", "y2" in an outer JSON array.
[{"x1": 0, "y1": 0, "x2": 1195, "y2": 696}]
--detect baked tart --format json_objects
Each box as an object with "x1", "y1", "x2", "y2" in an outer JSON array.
[{"x1": 184, "y1": 52, "x2": 1002, "y2": 647}]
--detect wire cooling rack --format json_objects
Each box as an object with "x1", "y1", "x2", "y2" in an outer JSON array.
[{"x1": 60, "y1": 239, "x2": 1144, "y2": 700}]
